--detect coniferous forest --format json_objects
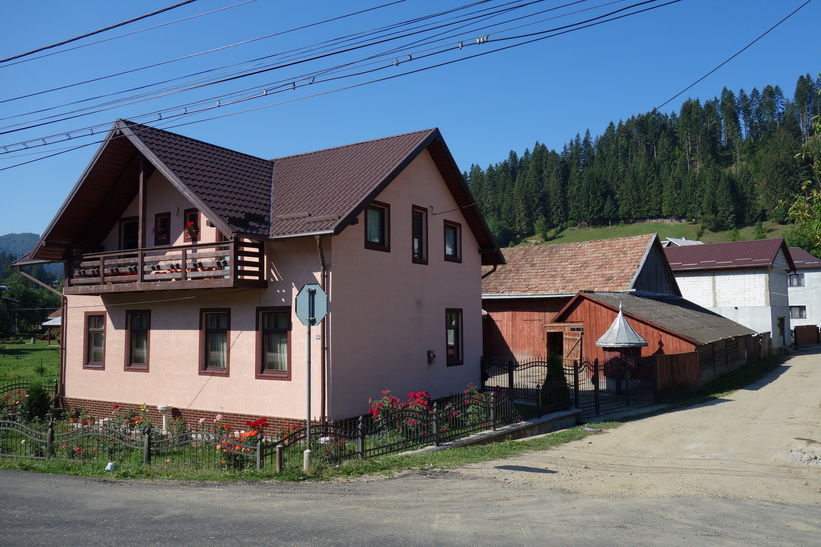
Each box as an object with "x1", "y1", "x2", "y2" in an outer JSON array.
[{"x1": 466, "y1": 73, "x2": 821, "y2": 247}]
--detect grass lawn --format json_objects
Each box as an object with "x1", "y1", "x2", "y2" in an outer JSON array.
[
  {"x1": 526, "y1": 220, "x2": 789, "y2": 246},
  {"x1": 0, "y1": 339, "x2": 60, "y2": 384}
]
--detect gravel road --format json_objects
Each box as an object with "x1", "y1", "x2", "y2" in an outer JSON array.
[{"x1": 1, "y1": 348, "x2": 819, "y2": 545}]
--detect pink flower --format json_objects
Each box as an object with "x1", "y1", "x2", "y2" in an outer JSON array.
[
  {"x1": 214, "y1": 414, "x2": 223, "y2": 422},
  {"x1": 198, "y1": 418, "x2": 206, "y2": 424}
]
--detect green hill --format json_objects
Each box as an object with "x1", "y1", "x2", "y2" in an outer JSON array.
[{"x1": 515, "y1": 221, "x2": 788, "y2": 247}]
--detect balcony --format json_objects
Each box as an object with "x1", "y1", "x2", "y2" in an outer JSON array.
[{"x1": 63, "y1": 238, "x2": 266, "y2": 295}]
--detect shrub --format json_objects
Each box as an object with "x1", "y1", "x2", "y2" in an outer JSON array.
[
  {"x1": 20, "y1": 382, "x2": 51, "y2": 422},
  {"x1": 541, "y1": 354, "x2": 570, "y2": 410}
]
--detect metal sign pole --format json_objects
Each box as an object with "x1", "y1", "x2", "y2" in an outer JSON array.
[
  {"x1": 304, "y1": 288, "x2": 315, "y2": 472},
  {"x1": 295, "y1": 283, "x2": 326, "y2": 474}
]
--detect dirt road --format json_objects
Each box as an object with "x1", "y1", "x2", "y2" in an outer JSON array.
[
  {"x1": 460, "y1": 346, "x2": 821, "y2": 506},
  {"x1": 1, "y1": 349, "x2": 819, "y2": 545}
]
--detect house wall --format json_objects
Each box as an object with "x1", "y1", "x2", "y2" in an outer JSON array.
[
  {"x1": 64, "y1": 177, "x2": 325, "y2": 423},
  {"x1": 788, "y1": 269, "x2": 821, "y2": 327},
  {"x1": 558, "y1": 298, "x2": 698, "y2": 365},
  {"x1": 673, "y1": 254, "x2": 791, "y2": 348},
  {"x1": 101, "y1": 171, "x2": 223, "y2": 251},
  {"x1": 327, "y1": 149, "x2": 483, "y2": 419},
  {"x1": 63, "y1": 150, "x2": 487, "y2": 423},
  {"x1": 481, "y1": 297, "x2": 571, "y2": 361}
]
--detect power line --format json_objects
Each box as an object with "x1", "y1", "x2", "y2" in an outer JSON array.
[
  {"x1": 0, "y1": 0, "x2": 682, "y2": 170},
  {"x1": 655, "y1": 0, "x2": 815, "y2": 110},
  {"x1": 0, "y1": 0, "x2": 198, "y2": 65},
  {"x1": 0, "y1": 0, "x2": 403, "y2": 106},
  {"x1": 0, "y1": 0, "x2": 616, "y2": 141}
]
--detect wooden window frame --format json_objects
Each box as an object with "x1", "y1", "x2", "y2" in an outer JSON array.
[
  {"x1": 83, "y1": 312, "x2": 106, "y2": 369},
  {"x1": 411, "y1": 205, "x2": 428, "y2": 264},
  {"x1": 444, "y1": 220, "x2": 462, "y2": 263},
  {"x1": 256, "y1": 307, "x2": 292, "y2": 380},
  {"x1": 153, "y1": 212, "x2": 170, "y2": 246},
  {"x1": 124, "y1": 310, "x2": 150, "y2": 372},
  {"x1": 445, "y1": 308, "x2": 463, "y2": 366},
  {"x1": 184, "y1": 209, "x2": 200, "y2": 242},
  {"x1": 364, "y1": 201, "x2": 390, "y2": 252},
  {"x1": 199, "y1": 308, "x2": 230, "y2": 376},
  {"x1": 119, "y1": 216, "x2": 139, "y2": 250}
]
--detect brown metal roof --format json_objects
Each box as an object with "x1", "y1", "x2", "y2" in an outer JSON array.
[
  {"x1": 560, "y1": 291, "x2": 756, "y2": 346},
  {"x1": 788, "y1": 247, "x2": 821, "y2": 270},
  {"x1": 269, "y1": 129, "x2": 436, "y2": 237},
  {"x1": 664, "y1": 238, "x2": 795, "y2": 272},
  {"x1": 482, "y1": 234, "x2": 657, "y2": 295},
  {"x1": 22, "y1": 120, "x2": 503, "y2": 266}
]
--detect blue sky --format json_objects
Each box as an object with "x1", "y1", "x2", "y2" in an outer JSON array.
[{"x1": 1, "y1": 0, "x2": 819, "y2": 237}]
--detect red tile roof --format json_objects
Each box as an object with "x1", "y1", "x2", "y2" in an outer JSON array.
[
  {"x1": 788, "y1": 247, "x2": 821, "y2": 270},
  {"x1": 664, "y1": 239, "x2": 794, "y2": 272},
  {"x1": 482, "y1": 234, "x2": 656, "y2": 295}
]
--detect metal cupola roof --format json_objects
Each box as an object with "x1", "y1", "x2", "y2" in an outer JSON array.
[{"x1": 596, "y1": 302, "x2": 648, "y2": 348}]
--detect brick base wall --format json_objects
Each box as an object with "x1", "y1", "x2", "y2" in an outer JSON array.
[{"x1": 60, "y1": 397, "x2": 310, "y2": 434}]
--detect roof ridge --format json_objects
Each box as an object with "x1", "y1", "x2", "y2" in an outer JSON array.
[
  {"x1": 118, "y1": 119, "x2": 269, "y2": 164},
  {"x1": 269, "y1": 128, "x2": 438, "y2": 162}
]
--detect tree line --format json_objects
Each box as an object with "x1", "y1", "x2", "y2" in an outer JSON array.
[
  {"x1": 466, "y1": 73, "x2": 821, "y2": 247},
  {"x1": 1, "y1": 251, "x2": 60, "y2": 336}
]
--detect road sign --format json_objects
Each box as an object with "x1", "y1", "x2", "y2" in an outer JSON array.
[{"x1": 295, "y1": 283, "x2": 327, "y2": 326}]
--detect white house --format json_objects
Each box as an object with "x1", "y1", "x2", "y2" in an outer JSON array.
[
  {"x1": 664, "y1": 239, "x2": 795, "y2": 349},
  {"x1": 787, "y1": 247, "x2": 821, "y2": 328}
]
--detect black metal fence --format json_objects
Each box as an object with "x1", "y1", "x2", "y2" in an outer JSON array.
[
  {"x1": 482, "y1": 357, "x2": 656, "y2": 419},
  {"x1": 1, "y1": 388, "x2": 564, "y2": 473}
]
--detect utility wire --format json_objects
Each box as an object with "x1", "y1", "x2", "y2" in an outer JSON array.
[
  {"x1": 0, "y1": 0, "x2": 679, "y2": 170},
  {"x1": 0, "y1": 0, "x2": 198, "y2": 65},
  {"x1": 0, "y1": 0, "x2": 604, "y2": 138},
  {"x1": 655, "y1": 0, "x2": 815, "y2": 110},
  {"x1": 0, "y1": 0, "x2": 402, "y2": 105}
]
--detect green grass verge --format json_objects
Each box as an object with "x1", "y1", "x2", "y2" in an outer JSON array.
[
  {"x1": 527, "y1": 221, "x2": 788, "y2": 246},
  {"x1": 0, "y1": 339, "x2": 60, "y2": 383},
  {"x1": 0, "y1": 355, "x2": 783, "y2": 482}
]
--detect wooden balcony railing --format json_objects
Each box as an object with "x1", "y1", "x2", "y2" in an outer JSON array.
[{"x1": 64, "y1": 238, "x2": 266, "y2": 295}]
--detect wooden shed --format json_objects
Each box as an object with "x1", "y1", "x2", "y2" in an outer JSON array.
[{"x1": 482, "y1": 234, "x2": 679, "y2": 361}]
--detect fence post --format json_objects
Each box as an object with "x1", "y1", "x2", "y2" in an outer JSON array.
[
  {"x1": 573, "y1": 360, "x2": 580, "y2": 409},
  {"x1": 143, "y1": 430, "x2": 152, "y2": 465},
  {"x1": 594, "y1": 358, "x2": 601, "y2": 417},
  {"x1": 536, "y1": 383, "x2": 543, "y2": 418},
  {"x1": 489, "y1": 391, "x2": 496, "y2": 431},
  {"x1": 256, "y1": 439, "x2": 263, "y2": 470},
  {"x1": 47, "y1": 416, "x2": 54, "y2": 457},
  {"x1": 432, "y1": 403, "x2": 439, "y2": 447},
  {"x1": 507, "y1": 359, "x2": 514, "y2": 392},
  {"x1": 357, "y1": 416, "x2": 365, "y2": 459},
  {"x1": 275, "y1": 444, "x2": 284, "y2": 473}
]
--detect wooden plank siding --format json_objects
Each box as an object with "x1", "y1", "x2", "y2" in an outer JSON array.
[
  {"x1": 558, "y1": 297, "x2": 698, "y2": 365},
  {"x1": 794, "y1": 325, "x2": 819, "y2": 346},
  {"x1": 656, "y1": 352, "x2": 700, "y2": 400},
  {"x1": 482, "y1": 297, "x2": 570, "y2": 361},
  {"x1": 633, "y1": 243, "x2": 680, "y2": 295}
]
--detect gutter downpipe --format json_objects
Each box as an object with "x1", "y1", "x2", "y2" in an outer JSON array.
[{"x1": 316, "y1": 235, "x2": 328, "y2": 424}]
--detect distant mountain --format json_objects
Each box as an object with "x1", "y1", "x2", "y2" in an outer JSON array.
[
  {"x1": 0, "y1": 233, "x2": 62, "y2": 276},
  {"x1": 0, "y1": 232, "x2": 40, "y2": 259}
]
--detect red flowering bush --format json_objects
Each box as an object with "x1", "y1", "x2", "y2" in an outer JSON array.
[
  {"x1": 367, "y1": 389, "x2": 432, "y2": 439},
  {"x1": 216, "y1": 416, "x2": 266, "y2": 470}
]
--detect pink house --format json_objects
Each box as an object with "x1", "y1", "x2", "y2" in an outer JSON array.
[{"x1": 17, "y1": 120, "x2": 503, "y2": 428}]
